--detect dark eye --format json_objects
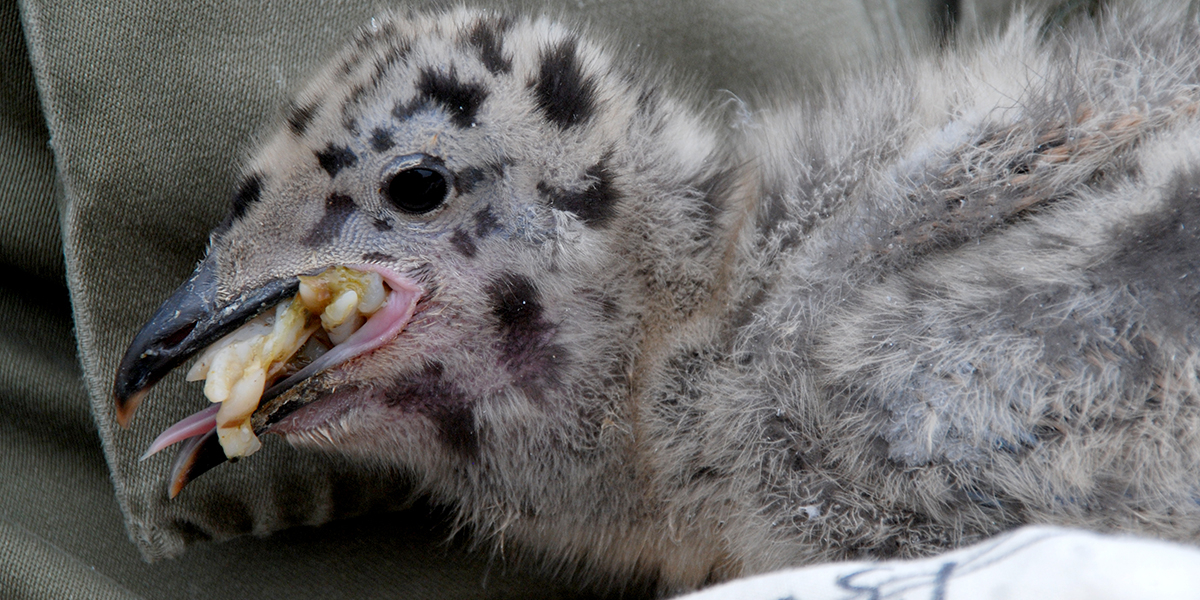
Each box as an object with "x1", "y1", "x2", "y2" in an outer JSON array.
[{"x1": 382, "y1": 166, "x2": 451, "y2": 214}]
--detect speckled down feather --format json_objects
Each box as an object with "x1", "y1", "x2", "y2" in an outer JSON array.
[{"x1": 118, "y1": 3, "x2": 1200, "y2": 596}]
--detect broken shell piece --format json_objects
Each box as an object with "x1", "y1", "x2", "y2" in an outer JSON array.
[
  {"x1": 188, "y1": 266, "x2": 393, "y2": 459},
  {"x1": 217, "y1": 419, "x2": 262, "y2": 457},
  {"x1": 186, "y1": 315, "x2": 272, "y2": 383},
  {"x1": 216, "y1": 361, "x2": 267, "y2": 454},
  {"x1": 299, "y1": 267, "x2": 385, "y2": 316},
  {"x1": 298, "y1": 278, "x2": 331, "y2": 312},
  {"x1": 194, "y1": 297, "x2": 316, "y2": 457},
  {"x1": 321, "y1": 289, "x2": 360, "y2": 329},
  {"x1": 199, "y1": 336, "x2": 253, "y2": 403},
  {"x1": 327, "y1": 312, "x2": 365, "y2": 345},
  {"x1": 356, "y1": 274, "x2": 386, "y2": 313}
]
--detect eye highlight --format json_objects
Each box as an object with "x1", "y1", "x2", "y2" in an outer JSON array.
[{"x1": 381, "y1": 156, "x2": 453, "y2": 214}]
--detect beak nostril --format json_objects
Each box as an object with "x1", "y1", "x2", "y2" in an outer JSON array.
[{"x1": 161, "y1": 322, "x2": 196, "y2": 349}]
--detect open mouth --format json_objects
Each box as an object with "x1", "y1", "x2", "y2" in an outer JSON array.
[{"x1": 113, "y1": 262, "x2": 421, "y2": 497}]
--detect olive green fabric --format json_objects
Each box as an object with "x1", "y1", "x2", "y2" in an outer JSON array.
[{"x1": 2, "y1": 0, "x2": 1046, "y2": 598}]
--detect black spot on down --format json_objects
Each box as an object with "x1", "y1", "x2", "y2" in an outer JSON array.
[
  {"x1": 369, "y1": 127, "x2": 394, "y2": 152},
  {"x1": 466, "y1": 18, "x2": 512, "y2": 75},
  {"x1": 538, "y1": 158, "x2": 619, "y2": 227},
  {"x1": 532, "y1": 38, "x2": 596, "y2": 129},
  {"x1": 485, "y1": 272, "x2": 567, "y2": 401},
  {"x1": 315, "y1": 145, "x2": 357, "y2": 178},
  {"x1": 229, "y1": 173, "x2": 264, "y2": 221},
  {"x1": 490, "y1": 272, "x2": 543, "y2": 331},
  {"x1": 474, "y1": 205, "x2": 501, "y2": 238},
  {"x1": 449, "y1": 229, "x2": 477, "y2": 257},
  {"x1": 370, "y1": 41, "x2": 411, "y2": 87},
  {"x1": 455, "y1": 166, "x2": 488, "y2": 195},
  {"x1": 416, "y1": 68, "x2": 488, "y2": 128},
  {"x1": 287, "y1": 103, "x2": 318, "y2": 136},
  {"x1": 383, "y1": 362, "x2": 479, "y2": 457},
  {"x1": 302, "y1": 193, "x2": 357, "y2": 247},
  {"x1": 392, "y1": 98, "x2": 420, "y2": 122}
]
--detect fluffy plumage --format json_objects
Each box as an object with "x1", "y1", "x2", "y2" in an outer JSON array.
[{"x1": 116, "y1": 4, "x2": 1200, "y2": 596}]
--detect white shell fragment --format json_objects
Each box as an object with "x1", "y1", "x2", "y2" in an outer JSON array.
[
  {"x1": 322, "y1": 289, "x2": 359, "y2": 328},
  {"x1": 188, "y1": 266, "x2": 390, "y2": 458}
]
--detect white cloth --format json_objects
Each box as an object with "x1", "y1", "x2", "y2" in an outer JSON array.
[{"x1": 679, "y1": 526, "x2": 1200, "y2": 600}]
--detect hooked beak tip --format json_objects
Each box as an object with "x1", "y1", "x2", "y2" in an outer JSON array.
[
  {"x1": 111, "y1": 260, "x2": 299, "y2": 433},
  {"x1": 115, "y1": 387, "x2": 149, "y2": 429}
]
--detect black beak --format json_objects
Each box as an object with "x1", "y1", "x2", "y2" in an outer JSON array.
[
  {"x1": 112, "y1": 258, "x2": 299, "y2": 427},
  {"x1": 154, "y1": 372, "x2": 333, "y2": 498},
  {"x1": 167, "y1": 429, "x2": 228, "y2": 498}
]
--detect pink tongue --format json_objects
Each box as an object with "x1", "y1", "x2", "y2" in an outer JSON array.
[
  {"x1": 140, "y1": 404, "x2": 219, "y2": 460},
  {"x1": 140, "y1": 266, "x2": 422, "y2": 461}
]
